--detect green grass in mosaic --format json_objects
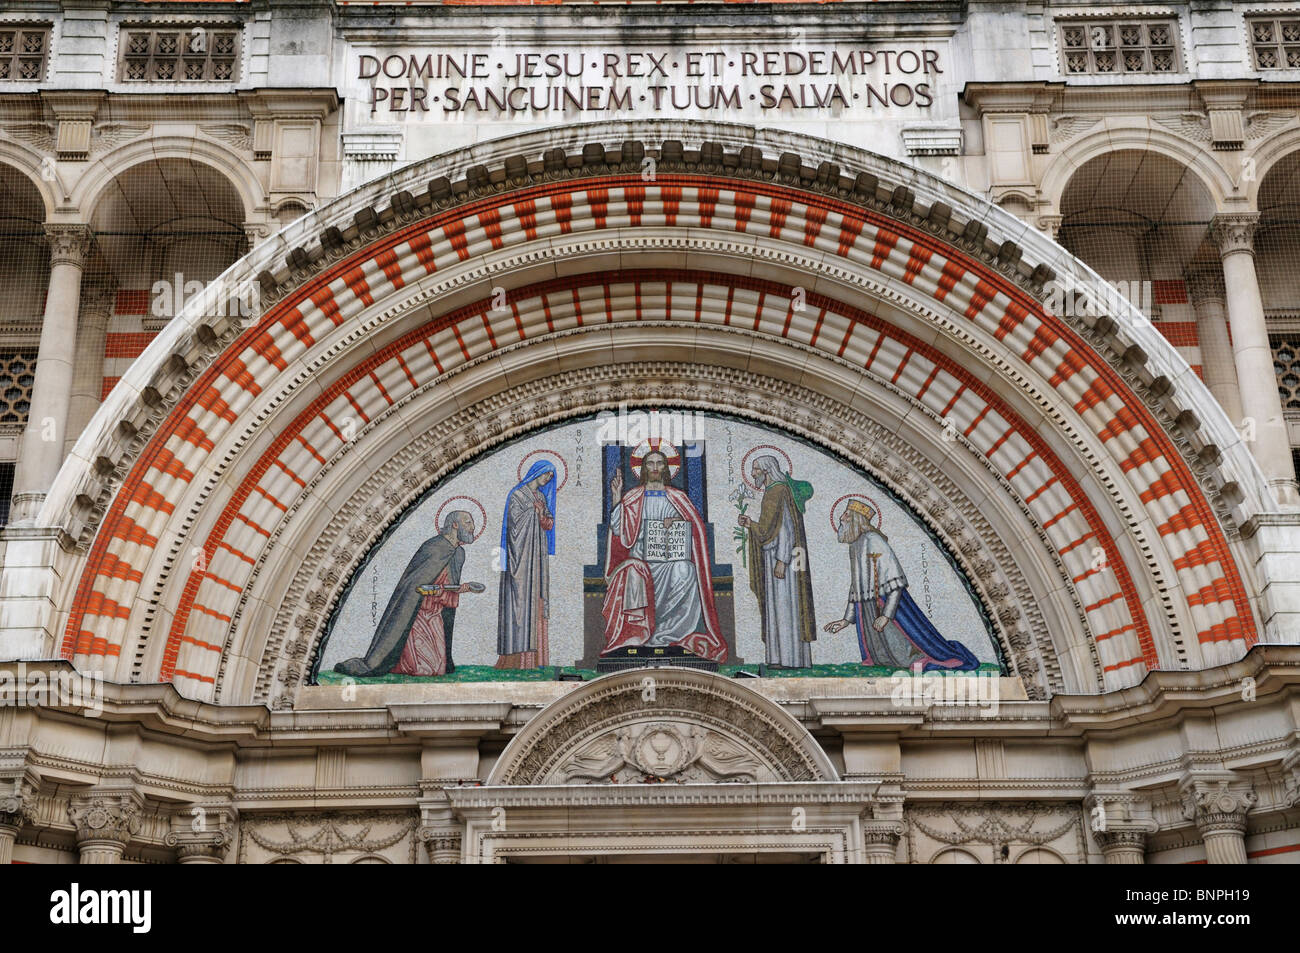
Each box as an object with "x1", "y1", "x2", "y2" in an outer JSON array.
[{"x1": 315, "y1": 662, "x2": 1003, "y2": 684}]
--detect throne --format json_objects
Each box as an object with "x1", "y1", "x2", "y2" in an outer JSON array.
[{"x1": 578, "y1": 439, "x2": 741, "y2": 670}]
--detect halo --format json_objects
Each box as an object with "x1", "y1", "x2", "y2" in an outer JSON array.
[
  {"x1": 741, "y1": 444, "x2": 794, "y2": 490},
  {"x1": 630, "y1": 438, "x2": 681, "y2": 479},
  {"x1": 830, "y1": 493, "x2": 883, "y2": 532},
  {"x1": 435, "y1": 495, "x2": 488, "y2": 541},
  {"x1": 517, "y1": 449, "x2": 568, "y2": 490}
]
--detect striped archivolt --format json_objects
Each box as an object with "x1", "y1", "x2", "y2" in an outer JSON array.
[{"x1": 59, "y1": 175, "x2": 1255, "y2": 697}]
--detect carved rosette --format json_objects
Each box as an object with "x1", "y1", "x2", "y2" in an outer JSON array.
[
  {"x1": 1209, "y1": 213, "x2": 1260, "y2": 259},
  {"x1": 43, "y1": 223, "x2": 93, "y2": 269}
]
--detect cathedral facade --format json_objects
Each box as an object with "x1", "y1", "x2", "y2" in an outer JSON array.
[{"x1": 1, "y1": 0, "x2": 1299, "y2": 864}]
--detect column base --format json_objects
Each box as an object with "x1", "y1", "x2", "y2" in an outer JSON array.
[
  {"x1": 6, "y1": 492, "x2": 46, "y2": 526},
  {"x1": 1268, "y1": 478, "x2": 1300, "y2": 509}
]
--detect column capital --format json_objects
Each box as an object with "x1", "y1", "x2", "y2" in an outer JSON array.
[
  {"x1": 1184, "y1": 266, "x2": 1226, "y2": 306},
  {"x1": 0, "y1": 777, "x2": 40, "y2": 833},
  {"x1": 68, "y1": 790, "x2": 143, "y2": 849},
  {"x1": 42, "y1": 223, "x2": 93, "y2": 268},
  {"x1": 1084, "y1": 791, "x2": 1158, "y2": 860},
  {"x1": 1092, "y1": 828, "x2": 1151, "y2": 852},
  {"x1": 1282, "y1": 751, "x2": 1300, "y2": 808},
  {"x1": 80, "y1": 275, "x2": 118, "y2": 318},
  {"x1": 1180, "y1": 776, "x2": 1257, "y2": 836},
  {"x1": 1210, "y1": 213, "x2": 1261, "y2": 258},
  {"x1": 418, "y1": 793, "x2": 463, "y2": 864},
  {"x1": 165, "y1": 803, "x2": 238, "y2": 863}
]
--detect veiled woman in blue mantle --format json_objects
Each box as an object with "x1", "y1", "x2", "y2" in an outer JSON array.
[{"x1": 495, "y1": 460, "x2": 557, "y2": 669}]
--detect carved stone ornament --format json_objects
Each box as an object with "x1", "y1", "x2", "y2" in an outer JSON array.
[
  {"x1": 238, "y1": 811, "x2": 420, "y2": 864},
  {"x1": 560, "y1": 722, "x2": 767, "y2": 784},
  {"x1": 907, "y1": 801, "x2": 1085, "y2": 864},
  {"x1": 68, "y1": 793, "x2": 142, "y2": 846},
  {"x1": 0, "y1": 779, "x2": 39, "y2": 831},
  {"x1": 1181, "y1": 779, "x2": 1257, "y2": 835},
  {"x1": 165, "y1": 803, "x2": 238, "y2": 861},
  {"x1": 1209, "y1": 214, "x2": 1260, "y2": 258},
  {"x1": 488, "y1": 668, "x2": 838, "y2": 786},
  {"x1": 43, "y1": 223, "x2": 93, "y2": 268}
]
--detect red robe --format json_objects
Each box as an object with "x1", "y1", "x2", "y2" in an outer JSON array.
[{"x1": 601, "y1": 484, "x2": 728, "y2": 662}]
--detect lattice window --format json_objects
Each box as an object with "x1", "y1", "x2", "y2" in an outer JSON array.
[
  {"x1": 0, "y1": 349, "x2": 36, "y2": 428},
  {"x1": 0, "y1": 461, "x2": 12, "y2": 527},
  {"x1": 1059, "y1": 20, "x2": 1179, "y2": 75},
  {"x1": 1249, "y1": 17, "x2": 1300, "y2": 70},
  {"x1": 118, "y1": 26, "x2": 239, "y2": 83},
  {"x1": 0, "y1": 25, "x2": 50, "y2": 82},
  {"x1": 1273, "y1": 336, "x2": 1300, "y2": 411}
]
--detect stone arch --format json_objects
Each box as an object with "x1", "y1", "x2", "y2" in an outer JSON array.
[
  {"x1": 0, "y1": 146, "x2": 58, "y2": 220},
  {"x1": 1040, "y1": 126, "x2": 1238, "y2": 216},
  {"x1": 35, "y1": 120, "x2": 1271, "y2": 705},
  {"x1": 929, "y1": 847, "x2": 981, "y2": 864},
  {"x1": 486, "y1": 667, "x2": 838, "y2": 785},
  {"x1": 1244, "y1": 127, "x2": 1300, "y2": 209},
  {"x1": 71, "y1": 136, "x2": 265, "y2": 226}
]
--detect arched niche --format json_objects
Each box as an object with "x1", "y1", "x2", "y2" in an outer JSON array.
[{"x1": 35, "y1": 120, "x2": 1269, "y2": 708}]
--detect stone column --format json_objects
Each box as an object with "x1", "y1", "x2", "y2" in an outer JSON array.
[
  {"x1": 420, "y1": 829, "x2": 463, "y2": 864},
  {"x1": 418, "y1": 790, "x2": 464, "y2": 864},
  {"x1": 64, "y1": 277, "x2": 115, "y2": 458},
  {"x1": 1211, "y1": 213, "x2": 1298, "y2": 504},
  {"x1": 1185, "y1": 267, "x2": 1243, "y2": 426},
  {"x1": 862, "y1": 821, "x2": 905, "y2": 864},
  {"x1": 0, "y1": 779, "x2": 39, "y2": 865},
  {"x1": 1182, "y1": 778, "x2": 1256, "y2": 864},
  {"x1": 1085, "y1": 793, "x2": 1157, "y2": 864},
  {"x1": 10, "y1": 224, "x2": 92, "y2": 525},
  {"x1": 1093, "y1": 829, "x2": 1149, "y2": 864},
  {"x1": 165, "y1": 803, "x2": 237, "y2": 864},
  {"x1": 68, "y1": 791, "x2": 141, "y2": 864}
]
